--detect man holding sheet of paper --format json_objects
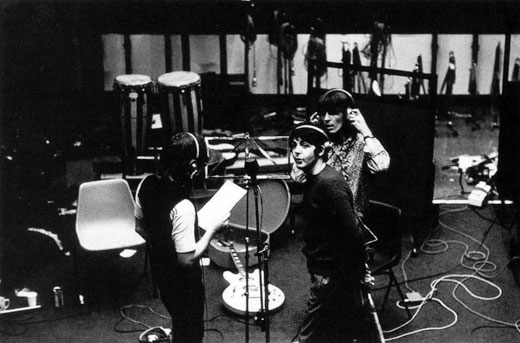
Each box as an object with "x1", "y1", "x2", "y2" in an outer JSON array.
[{"x1": 134, "y1": 132, "x2": 232, "y2": 343}]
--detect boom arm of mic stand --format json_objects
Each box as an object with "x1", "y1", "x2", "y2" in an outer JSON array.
[{"x1": 249, "y1": 138, "x2": 279, "y2": 166}]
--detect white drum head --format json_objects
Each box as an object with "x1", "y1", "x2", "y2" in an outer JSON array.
[
  {"x1": 229, "y1": 179, "x2": 290, "y2": 234},
  {"x1": 158, "y1": 71, "x2": 201, "y2": 88},
  {"x1": 115, "y1": 74, "x2": 152, "y2": 86}
]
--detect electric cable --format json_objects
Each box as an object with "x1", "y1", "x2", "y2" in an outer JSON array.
[
  {"x1": 470, "y1": 319, "x2": 520, "y2": 335},
  {"x1": 395, "y1": 204, "x2": 510, "y2": 293},
  {"x1": 117, "y1": 304, "x2": 169, "y2": 332},
  {"x1": 114, "y1": 317, "x2": 146, "y2": 334},
  {"x1": 382, "y1": 204, "x2": 520, "y2": 340},
  {"x1": 204, "y1": 328, "x2": 225, "y2": 342},
  {"x1": 470, "y1": 206, "x2": 501, "y2": 224}
]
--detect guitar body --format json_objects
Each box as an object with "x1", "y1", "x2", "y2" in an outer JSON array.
[
  {"x1": 222, "y1": 269, "x2": 285, "y2": 316},
  {"x1": 218, "y1": 239, "x2": 285, "y2": 317}
]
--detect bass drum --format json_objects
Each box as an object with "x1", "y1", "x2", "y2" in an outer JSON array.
[
  {"x1": 209, "y1": 179, "x2": 291, "y2": 269},
  {"x1": 229, "y1": 179, "x2": 290, "y2": 235}
]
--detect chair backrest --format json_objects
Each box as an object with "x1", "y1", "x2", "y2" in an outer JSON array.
[
  {"x1": 76, "y1": 178, "x2": 144, "y2": 251},
  {"x1": 364, "y1": 200, "x2": 402, "y2": 258}
]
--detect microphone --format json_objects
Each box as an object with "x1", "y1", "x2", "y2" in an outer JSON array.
[{"x1": 244, "y1": 158, "x2": 259, "y2": 184}]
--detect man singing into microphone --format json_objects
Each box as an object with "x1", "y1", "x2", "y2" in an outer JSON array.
[{"x1": 134, "y1": 132, "x2": 230, "y2": 343}]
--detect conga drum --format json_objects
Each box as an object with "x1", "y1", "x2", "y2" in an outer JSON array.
[
  {"x1": 113, "y1": 74, "x2": 152, "y2": 160},
  {"x1": 157, "y1": 71, "x2": 203, "y2": 134}
]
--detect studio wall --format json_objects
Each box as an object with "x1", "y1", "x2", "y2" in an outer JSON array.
[{"x1": 100, "y1": 33, "x2": 520, "y2": 95}]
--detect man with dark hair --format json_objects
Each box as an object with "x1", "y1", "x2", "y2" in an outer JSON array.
[
  {"x1": 134, "y1": 132, "x2": 229, "y2": 343},
  {"x1": 290, "y1": 124, "x2": 366, "y2": 343},
  {"x1": 293, "y1": 88, "x2": 390, "y2": 217}
]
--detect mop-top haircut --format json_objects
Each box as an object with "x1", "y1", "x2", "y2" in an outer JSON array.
[
  {"x1": 289, "y1": 124, "x2": 331, "y2": 159},
  {"x1": 160, "y1": 132, "x2": 209, "y2": 179},
  {"x1": 316, "y1": 88, "x2": 356, "y2": 116}
]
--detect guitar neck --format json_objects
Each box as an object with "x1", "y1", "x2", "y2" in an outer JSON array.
[{"x1": 228, "y1": 243, "x2": 247, "y2": 278}]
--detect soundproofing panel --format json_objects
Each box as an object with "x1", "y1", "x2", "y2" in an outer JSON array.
[
  {"x1": 497, "y1": 81, "x2": 520, "y2": 208},
  {"x1": 357, "y1": 96, "x2": 436, "y2": 220}
]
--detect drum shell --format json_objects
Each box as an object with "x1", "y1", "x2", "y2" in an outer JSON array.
[
  {"x1": 208, "y1": 179, "x2": 291, "y2": 269},
  {"x1": 229, "y1": 179, "x2": 291, "y2": 235},
  {"x1": 113, "y1": 76, "x2": 153, "y2": 157},
  {"x1": 158, "y1": 71, "x2": 203, "y2": 135}
]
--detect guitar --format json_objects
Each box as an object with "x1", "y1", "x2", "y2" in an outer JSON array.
[{"x1": 219, "y1": 239, "x2": 285, "y2": 317}]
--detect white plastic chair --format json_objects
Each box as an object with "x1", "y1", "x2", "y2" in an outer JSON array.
[
  {"x1": 75, "y1": 179, "x2": 145, "y2": 251},
  {"x1": 74, "y1": 179, "x2": 146, "y2": 296}
]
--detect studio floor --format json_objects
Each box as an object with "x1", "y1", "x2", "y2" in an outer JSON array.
[
  {"x1": 1, "y1": 203, "x2": 519, "y2": 343},
  {"x1": 1, "y1": 105, "x2": 520, "y2": 343}
]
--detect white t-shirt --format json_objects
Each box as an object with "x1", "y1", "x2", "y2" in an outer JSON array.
[{"x1": 135, "y1": 181, "x2": 197, "y2": 253}]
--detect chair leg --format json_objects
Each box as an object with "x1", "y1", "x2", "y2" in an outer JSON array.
[
  {"x1": 143, "y1": 245, "x2": 149, "y2": 276},
  {"x1": 389, "y1": 270, "x2": 412, "y2": 318},
  {"x1": 379, "y1": 271, "x2": 393, "y2": 315},
  {"x1": 145, "y1": 244, "x2": 158, "y2": 298},
  {"x1": 377, "y1": 270, "x2": 412, "y2": 319},
  {"x1": 72, "y1": 247, "x2": 85, "y2": 299},
  {"x1": 289, "y1": 210, "x2": 295, "y2": 235}
]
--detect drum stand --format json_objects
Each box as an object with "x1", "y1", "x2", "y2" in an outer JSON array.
[{"x1": 241, "y1": 135, "x2": 272, "y2": 343}]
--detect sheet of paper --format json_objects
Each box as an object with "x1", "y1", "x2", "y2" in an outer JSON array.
[{"x1": 197, "y1": 180, "x2": 247, "y2": 231}]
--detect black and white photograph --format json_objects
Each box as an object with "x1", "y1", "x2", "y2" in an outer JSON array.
[{"x1": 1, "y1": 1, "x2": 520, "y2": 342}]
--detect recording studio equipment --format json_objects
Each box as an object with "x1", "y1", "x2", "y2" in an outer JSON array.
[
  {"x1": 138, "y1": 326, "x2": 171, "y2": 343},
  {"x1": 210, "y1": 133, "x2": 283, "y2": 343},
  {"x1": 318, "y1": 88, "x2": 355, "y2": 108},
  {"x1": 185, "y1": 131, "x2": 207, "y2": 179},
  {"x1": 497, "y1": 81, "x2": 520, "y2": 207},
  {"x1": 468, "y1": 34, "x2": 481, "y2": 128},
  {"x1": 491, "y1": 42, "x2": 502, "y2": 129},
  {"x1": 363, "y1": 20, "x2": 391, "y2": 95},
  {"x1": 241, "y1": 12, "x2": 257, "y2": 46},
  {"x1": 438, "y1": 51, "x2": 458, "y2": 137},
  {"x1": 241, "y1": 1, "x2": 257, "y2": 92},
  {"x1": 209, "y1": 179, "x2": 290, "y2": 269},
  {"x1": 410, "y1": 55, "x2": 426, "y2": 100},
  {"x1": 342, "y1": 41, "x2": 353, "y2": 92},
  {"x1": 305, "y1": 17, "x2": 327, "y2": 88},
  {"x1": 512, "y1": 58, "x2": 520, "y2": 81},
  {"x1": 352, "y1": 43, "x2": 367, "y2": 93},
  {"x1": 157, "y1": 71, "x2": 203, "y2": 135},
  {"x1": 113, "y1": 74, "x2": 153, "y2": 175}
]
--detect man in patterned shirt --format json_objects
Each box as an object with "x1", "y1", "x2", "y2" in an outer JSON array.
[{"x1": 293, "y1": 88, "x2": 390, "y2": 217}]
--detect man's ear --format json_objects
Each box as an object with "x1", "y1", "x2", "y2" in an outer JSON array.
[{"x1": 317, "y1": 145, "x2": 326, "y2": 157}]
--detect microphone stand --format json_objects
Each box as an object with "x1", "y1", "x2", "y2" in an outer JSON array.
[
  {"x1": 243, "y1": 152, "x2": 251, "y2": 343},
  {"x1": 243, "y1": 134, "x2": 271, "y2": 343}
]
